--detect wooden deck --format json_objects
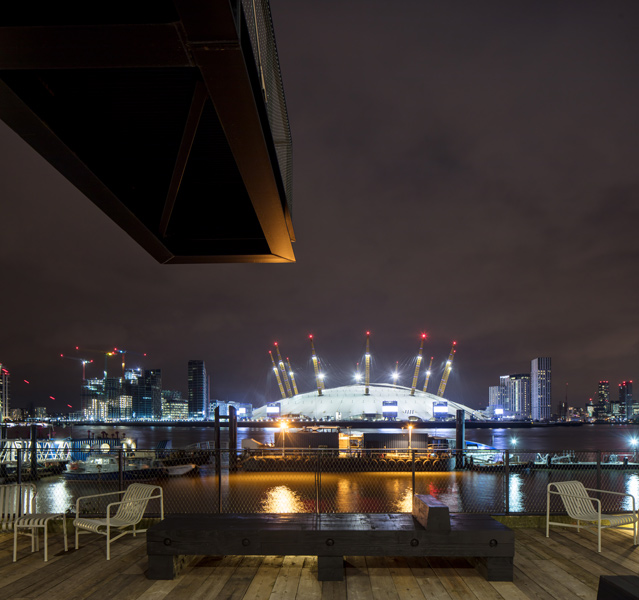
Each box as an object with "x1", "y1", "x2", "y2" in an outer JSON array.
[{"x1": 1, "y1": 524, "x2": 637, "y2": 599}]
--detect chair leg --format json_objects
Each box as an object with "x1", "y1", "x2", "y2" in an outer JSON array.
[
  {"x1": 598, "y1": 522, "x2": 601, "y2": 553},
  {"x1": 63, "y1": 517, "x2": 68, "y2": 552},
  {"x1": 75, "y1": 526, "x2": 79, "y2": 550},
  {"x1": 106, "y1": 525, "x2": 110, "y2": 560},
  {"x1": 13, "y1": 526, "x2": 18, "y2": 562},
  {"x1": 44, "y1": 522, "x2": 48, "y2": 562}
]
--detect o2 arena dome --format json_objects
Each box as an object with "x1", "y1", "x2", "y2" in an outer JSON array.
[{"x1": 252, "y1": 383, "x2": 484, "y2": 422}]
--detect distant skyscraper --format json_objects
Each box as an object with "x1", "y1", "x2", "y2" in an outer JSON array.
[
  {"x1": 188, "y1": 360, "x2": 208, "y2": 419},
  {"x1": 499, "y1": 375, "x2": 509, "y2": 409},
  {"x1": 531, "y1": 357, "x2": 551, "y2": 421},
  {"x1": 507, "y1": 374, "x2": 531, "y2": 418},
  {"x1": 619, "y1": 381, "x2": 633, "y2": 420},
  {"x1": 597, "y1": 381, "x2": 610, "y2": 405},
  {"x1": 129, "y1": 369, "x2": 162, "y2": 419},
  {"x1": 488, "y1": 386, "x2": 500, "y2": 407}
]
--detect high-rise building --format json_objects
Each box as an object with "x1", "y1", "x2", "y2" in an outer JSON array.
[
  {"x1": 507, "y1": 374, "x2": 531, "y2": 418},
  {"x1": 499, "y1": 375, "x2": 509, "y2": 409},
  {"x1": 188, "y1": 360, "x2": 208, "y2": 420},
  {"x1": 619, "y1": 381, "x2": 633, "y2": 420},
  {"x1": 127, "y1": 369, "x2": 162, "y2": 419},
  {"x1": 81, "y1": 377, "x2": 105, "y2": 420},
  {"x1": 531, "y1": 357, "x2": 551, "y2": 421},
  {"x1": 0, "y1": 365, "x2": 9, "y2": 421},
  {"x1": 488, "y1": 386, "x2": 500, "y2": 407},
  {"x1": 597, "y1": 381, "x2": 610, "y2": 405}
]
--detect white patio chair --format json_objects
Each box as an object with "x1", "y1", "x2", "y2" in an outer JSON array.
[
  {"x1": 0, "y1": 483, "x2": 36, "y2": 531},
  {"x1": 74, "y1": 483, "x2": 163, "y2": 559},
  {"x1": 547, "y1": 480, "x2": 638, "y2": 552}
]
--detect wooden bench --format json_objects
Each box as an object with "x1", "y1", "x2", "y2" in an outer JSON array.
[
  {"x1": 146, "y1": 494, "x2": 514, "y2": 582},
  {"x1": 597, "y1": 575, "x2": 639, "y2": 599}
]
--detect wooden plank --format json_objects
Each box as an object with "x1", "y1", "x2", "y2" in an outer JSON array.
[
  {"x1": 365, "y1": 556, "x2": 399, "y2": 600},
  {"x1": 512, "y1": 554, "x2": 585, "y2": 600},
  {"x1": 269, "y1": 555, "x2": 304, "y2": 599},
  {"x1": 405, "y1": 556, "x2": 452, "y2": 600},
  {"x1": 243, "y1": 555, "x2": 282, "y2": 600},
  {"x1": 187, "y1": 555, "x2": 243, "y2": 600},
  {"x1": 524, "y1": 528, "x2": 636, "y2": 577},
  {"x1": 297, "y1": 557, "x2": 322, "y2": 600},
  {"x1": 448, "y1": 557, "x2": 503, "y2": 600},
  {"x1": 510, "y1": 565, "x2": 559, "y2": 600},
  {"x1": 345, "y1": 555, "x2": 374, "y2": 600},
  {"x1": 426, "y1": 557, "x2": 476, "y2": 600},
  {"x1": 213, "y1": 555, "x2": 263, "y2": 600},
  {"x1": 385, "y1": 556, "x2": 426, "y2": 600}
]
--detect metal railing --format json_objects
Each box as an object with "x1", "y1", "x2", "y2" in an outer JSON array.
[{"x1": 1, "y1": 446, "x2": 637, "y2": 517}]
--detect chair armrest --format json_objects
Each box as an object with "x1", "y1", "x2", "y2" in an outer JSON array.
[
  {"x1": 582, "y1": 488, "x2": 637, "y2": 512},
  {"x1": 76, "y1": 490, "x2": 127, "y2": 518}
]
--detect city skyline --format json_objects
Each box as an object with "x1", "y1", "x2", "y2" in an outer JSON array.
[{"x1": 2, "y1": 1, "x2": 639, "y2": 412}]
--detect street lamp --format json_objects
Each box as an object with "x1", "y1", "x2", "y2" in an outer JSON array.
[{"x1": 280, "y1": 421, "x2": 288, "y2": 457}]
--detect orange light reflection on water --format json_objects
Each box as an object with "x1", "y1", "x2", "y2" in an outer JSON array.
[{"x1": 260, "y1": 485, "x2": 304, "y2": 513}]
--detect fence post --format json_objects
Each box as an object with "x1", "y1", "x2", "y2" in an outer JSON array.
[
  {"x1": 316, "y1": 450, "x2": 322, "y2": 515},
  {"x1": 596, "y1": 450, "x2": 602, "y2": 494},
  {"x1": 504, "y1": 451, "x2": 510, "y2": 514},
  {"x1": 118, "y1": 448, "x2": 124, "y2": 492},
  {"x1": 412, "y1": 449, "x2": 416, "y2": 498},
  {"x1": 16, "y1": 447, "x2": 22, "y2": 485}
]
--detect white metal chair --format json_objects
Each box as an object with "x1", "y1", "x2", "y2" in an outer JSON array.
[
  {"x1": 0, "y1": 483, "x2": 36, "y2": 531},
  {"x1": 547, "y1": 480, "x2": 638, "y2": 552},
  {"x1": 74, "y1": 483, "x2": 164, "y2": 559}
]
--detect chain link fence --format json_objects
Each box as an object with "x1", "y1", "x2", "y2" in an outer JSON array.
[{"x1": 1, "y1": 445, "x2": 638, "y2": 518}]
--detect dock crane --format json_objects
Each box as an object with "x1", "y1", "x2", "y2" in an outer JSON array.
[
  {"x1": 423, "y1": 357, "x2": 434, "y2": 393},
  {"x1": 364, "y1": 331, "x2": 371, "y2": 396},
  {"x1": 410, "y1": 334, "x2": 426, "y2": 396},
  {"x1": 437, "y1": 342, "x2": 457, "y2": 398},
  {"x1": 60, "y1": 354, "x2": 93, "y2": 380},
  {"x1": 268, "y1": 351, "x2": 287, "y2": 400},
  {"x1": 274, "y1": 343, "x2": 293, "y2": 397},
  {"x1": 309, "y1": 335, "x2": 323, "y2": 396},
  {"x1": 286, "y1": 357, "x2": 299, "y2": 396}
]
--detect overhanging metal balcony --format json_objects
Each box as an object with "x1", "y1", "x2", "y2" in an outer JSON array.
[{"x1": 0, "y1": 1, "x2": 295, "y2": 263}]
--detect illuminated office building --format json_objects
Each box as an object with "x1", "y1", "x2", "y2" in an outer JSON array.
[
  {"x1": 188, "y1": 360, "x2": 208, "y2": 420},
  {"x1": 531, "y1": 357, "x2": 551, "y2": 421},
  {"x1": 619, "y1": 381, "x2": 633, "y2": 420}
]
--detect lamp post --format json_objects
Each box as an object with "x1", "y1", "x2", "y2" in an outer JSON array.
[
  {"x1": 280, "y1": 421, "x2": 288, "y2": 457},
  {"x1": 408, "y1": 424, "x2": 413, "y2": 449}
]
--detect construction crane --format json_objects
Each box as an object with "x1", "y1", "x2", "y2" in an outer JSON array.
[
  {"x1": 410, "y1": 333, "x2": 426, "y2": 396},
  {"x1": 74, "y1": 347, "x2": 117, "y2": 379},
  {"x1": 364, "y1": 331, "x2": 371, "y2": 396},
  {"x1": 309, "y1": 335, "x2": 323, "y2": 396},
  {"x1": 423, "y1": 357, "x2": 434, "y2": 393},
  {"x1": 274, "y1": 343, "x2": 293, "y2": 398},
  {"x1": 112, "y1": 347, "x2": 147, "y2": 378},
  {"x1": 437, "y1": 342, "x2": 457, "y2": 398},
  {"x1": 60, "y1": 354, "x2": 93, "y2": 380},
  {"x1": 268, "y1": 351, "x2": 287, "y2": 399},
  {"x1": 286, "y1": 358, "x2": 299, "y2": 396}
]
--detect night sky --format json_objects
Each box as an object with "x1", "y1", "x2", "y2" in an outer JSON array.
[{"x1": 2, "y1": 1, "x2": 639, "y2": 413}]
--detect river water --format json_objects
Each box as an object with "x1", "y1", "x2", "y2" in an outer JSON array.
[
  {"x1": 16, "y1": 423, "x2": 639, "y2": 516},
  {"x1": 51, "y1": 422, "x2": 639, "y2": 452}
]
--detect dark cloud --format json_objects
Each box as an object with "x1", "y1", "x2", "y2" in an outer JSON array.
[{"x1": 1, "y1": 1, "x2": 639, "y2": 412}]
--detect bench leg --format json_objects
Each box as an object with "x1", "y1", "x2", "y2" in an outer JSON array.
[
  {"x1": 147, "y1": 554, "x2": 192, "y2": 580},
  {"x1": 470, "y1": 556, "x2": 513, "y2": 581},
  {"x1": 317, "y1": 556, "x2": 344, "y2": 581}
]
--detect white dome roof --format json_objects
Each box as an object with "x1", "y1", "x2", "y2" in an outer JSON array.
[{"x1": 252, "y1": 383, "x2": 484, "y2": 421}]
